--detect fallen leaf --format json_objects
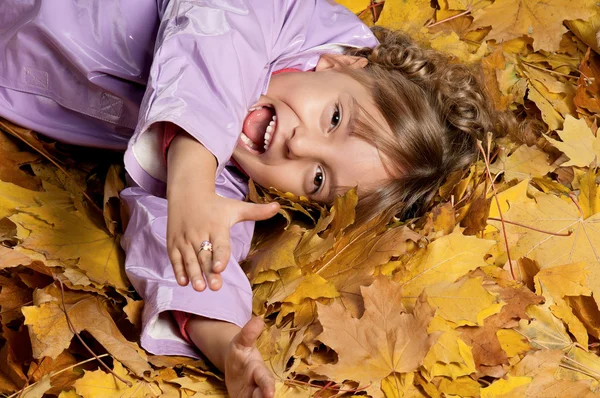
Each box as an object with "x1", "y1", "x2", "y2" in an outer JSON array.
[
  {"x1": 544, "y1": 115, "x2": 600, "y2": 168},
  {"x1": 393, "y1": 230, "x2": 496, "y2": 304},
  {"x1": 314, "y1": 277, "x2": 438, "y2": 397},
  {"x1": 471, "y1": 0, "x2": 597, "y2": 51},
  {"x1": 22, "y1": 286, "x2": 150, "y2": 376},
  {"x1": 74, "y1": 360, "x2": 160, "y2": 398}
]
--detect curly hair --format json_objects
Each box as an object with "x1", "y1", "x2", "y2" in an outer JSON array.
[{"x1": 333, "y1": 27, "x2": 516, "y2": 226}]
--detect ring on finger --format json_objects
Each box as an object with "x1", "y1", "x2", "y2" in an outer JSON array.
[{"x1": 197, "y1": 240, "x2": 213, "y2": 256}]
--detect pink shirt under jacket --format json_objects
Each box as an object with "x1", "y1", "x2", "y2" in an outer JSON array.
[{"x1": 0, "y1": 0, "x2": 377, "y2": 357}]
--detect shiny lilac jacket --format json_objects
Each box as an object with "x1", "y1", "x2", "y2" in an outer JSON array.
[{"x1": 0, "y1": 0, "x2": 377, "y2": 357}]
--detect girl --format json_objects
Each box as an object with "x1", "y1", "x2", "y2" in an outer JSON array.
[{"x1": 0, "y1": 1, "x2": 508, "y2": 397}]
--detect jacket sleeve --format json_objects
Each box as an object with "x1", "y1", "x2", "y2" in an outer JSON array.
[
  {"x1": 124, "y1": 0, "x2": 377, "y2": 196},
  {"x1": 120, "y1": 179, "x2": 255, "y2": 358}
]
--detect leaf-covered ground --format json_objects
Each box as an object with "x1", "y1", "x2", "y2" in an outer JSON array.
[{"x1": 1, "y1": 0, "x2": 600, "y2": 397}]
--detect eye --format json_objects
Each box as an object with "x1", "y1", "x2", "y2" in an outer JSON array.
[
  {"x1": 329, "y1": 103, "x2": 341, "y2": 130},
  {"x1": 313, "y1": 166, "x2": 324, "y2": 193}
]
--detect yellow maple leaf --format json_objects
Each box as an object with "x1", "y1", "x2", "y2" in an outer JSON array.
[
  {"x1": 335, "y1": 0, "x2": 371, "y2": 14},
  {"x1": 480, "y1": 375, "x2": 532, "y2": 397},
  {"x1": 376, "y1": 0, "x2": 435, "y2": 37},
  {"x1": 74, "y1": 360, "x2": 160, "y2": 398},
  {"x1": 421, "y1": 317, "x2": 477, "y2": 380},
  {"x1": 578, "y1": 168, "x2": 600, "y2": 219},
  {"x1": 425, "y1": 277, "x2": 500, "y2": 326},
  {"x1": 393, "y1": 230, "x2": 495, "y2": 303},
  {"x1": 9, "y1": 193, "x2": 127, "y2": 290},
  {"x1": 429, "y1": 31, "x2": 488, "y2": 63},
  {"x1": 490, "y1": 145, "x2": 556, "y2": 182},
  {"x1": 490, "y1": 190, "x2": 600, "y2": 309},
  {"x1": 544, "y1": 115, "x2": 600, "y2": 167},
  {"x1": 471, "y1": 0, "x2": 597, "y2": 52},
  {"x1": 314, "y1": 277, "x2": 438, "y2": 398}
]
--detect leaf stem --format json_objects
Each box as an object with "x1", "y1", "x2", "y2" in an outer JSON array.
[
  {"x1": 487, "y1": 218, "x2": 572, "y2": 236},
  {"x1": 426, "y1": 8, "x2": 472, "y2": 28},
  {"x1": 521, "y1": 61, "x2": 580, "y2": 81},
  {"x1": 477, "y1": 137, "x2": 516, "y2": 280}
]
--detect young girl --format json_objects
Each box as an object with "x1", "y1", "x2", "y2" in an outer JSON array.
[{"x1": 0, "y1": 1, "x2": 507, "y2": 397}]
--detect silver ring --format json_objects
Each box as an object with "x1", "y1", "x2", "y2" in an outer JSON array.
[{"x1": 198, "y1": 240, "x2": 213, "y2": 254}]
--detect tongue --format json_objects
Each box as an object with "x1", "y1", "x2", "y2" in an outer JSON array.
[{"x1": 242, "y1": 107, "x2": 274, "y2": 146}]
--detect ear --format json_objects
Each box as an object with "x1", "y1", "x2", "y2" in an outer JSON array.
[{"x1": 315, "y1": 53, "x2": 368, "y2": 71}]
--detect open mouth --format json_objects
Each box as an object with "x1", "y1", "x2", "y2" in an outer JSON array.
[{"x1": 240, "y1": 104, "x2": 277, "y2": 154}]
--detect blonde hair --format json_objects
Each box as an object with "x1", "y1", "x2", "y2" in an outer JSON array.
[{"x1": 338, "y1": 27, "x2": 515, "y2": 226}]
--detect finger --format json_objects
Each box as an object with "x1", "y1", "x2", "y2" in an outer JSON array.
[
  {"x1": 254, "y1": 366, "x2": 275, "y2": 398},
  {"x1": 182, "y1": 244, "x2": 206, "y2": 291},
  {"x1": 196, "y1": 240, "x2": 220, "y2": 291},
  {"x1": 232, "y1": 317, "x2": 264, "y2": 348},
  {"x1": 169, "y1": 249, "x2": 188, "y2": 286},
  {"x1": 236, "y1": 202, "x2": 280, "y2": 223},
  {"x1": 252, "y1": 388, "x2": 264, "y2": 398},
  {"x1": 211, "y1": 231, "x2": 231, "y2": 274}
]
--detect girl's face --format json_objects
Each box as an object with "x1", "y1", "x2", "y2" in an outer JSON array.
[{"x1": 232, "y1": 54, "x2": 392, "y2": 204}]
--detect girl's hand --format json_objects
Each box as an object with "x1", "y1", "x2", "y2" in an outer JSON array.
[
  {"x1": 225, "y1": 317, "x2": 275, "y2": 398},
  {"x1": 167, "y1": 188, "x2": 279, "y2": 291}
]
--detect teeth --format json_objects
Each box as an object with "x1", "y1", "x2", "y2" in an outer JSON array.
[
  {"x1": 248, "y1": 105, "x2": 264, "y2": 112},
  {"x1": 241, "y1": 132, "x2": 259, "y2": 150},
  {"x1": 263, "y1": 114, "x2": 277, "y2": 151}
]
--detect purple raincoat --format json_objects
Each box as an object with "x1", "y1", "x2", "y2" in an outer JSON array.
[{"x1": 0, "y1": 0, "x2": 377, "y2": 357}]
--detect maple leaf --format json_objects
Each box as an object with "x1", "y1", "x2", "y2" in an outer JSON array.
[
  {"x1": 471, "y1": 0, "x2": 597, "y2": 52},
  {"x1": 490, "y1": 145, "x2": 556, "y2": 182},
  {"x1": 307, "y1": 209, "x2": 421, "y2": 317},
  {"x1": 0, "y1": 131, "x2": 40, "y2": 191},
  {"x1": 425, "y1": 277, "x2": 501, "y2": 327},
  {"x1": 393, "y1": 230, "x2": 496, "y2": 304},
  {"x1": 376, "y1": 0, "x2": 435, "y2": 37},
  {"x1": 489, "y1": 190, "x2": 600, "y2": 309},
  {"x1": 544, "y1": 115, "x2": 600, "y2": 168},
  {"x1": 22, "y1": 285, "x2": 150, "y2": 376},
  {"x1": 7, "y1": 187, "x2": 128, "y2": 290},
  {"x1": 314, "y1": 277, "x2": 438, "y2": 398},
  {"x1": 510, "y1": 349, "x2": 598, "y2": 397},
  {"x1": 74, "y1": 360, "x2": 161, "y2": 398}
]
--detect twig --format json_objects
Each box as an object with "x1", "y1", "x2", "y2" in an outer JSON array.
[
  {"x1": 521, "y1": 61, "x2": 582, "y2": 82},
  {"x1": 426, "y1": 8, "x2": 472, "y2": 28},
  {"x1": 54, "y1": 277, "x2": 132, "y2": 387},
  {"x1": 488, "y1": 218, "x2": 573, "y2": 237},
  {"x1": 477, "y1": 136, "x2": 516, "y2": 280}
]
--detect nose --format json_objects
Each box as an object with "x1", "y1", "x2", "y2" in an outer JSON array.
[{"x1": 285, "y1": 126, "x2": 327, "y2": 160}]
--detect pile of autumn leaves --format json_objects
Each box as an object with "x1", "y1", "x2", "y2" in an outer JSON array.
[{"x1": 1, "y1": 0, "x2": 600, "y2": 397}]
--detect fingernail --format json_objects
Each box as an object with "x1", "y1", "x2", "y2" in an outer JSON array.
[
  {"x1": 178, "y1": 276, "x2": 186, "y2": 284},
  {"x1": 194, "y1": 280, "x2": 203, "y2": 289},
  {"x1": 211, "y1": 278, "x2": 219, "y2": 287},
  {"x1": 213, "y1": 261, "x2": 221, "y2": 271}
]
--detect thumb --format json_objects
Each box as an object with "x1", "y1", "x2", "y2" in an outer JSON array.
[
  {"x1": 232, "y1": 317, "x2": 265, "y2": 348},
  {"x1": 237, "y1": 202, "x2": 280, "y2": 223}
]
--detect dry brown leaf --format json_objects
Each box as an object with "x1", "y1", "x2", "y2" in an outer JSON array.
[
  {"x1": 22, "y1": 285, "x2": 150, "y2": 376},
  {"x1": 314, "y1": 277, "x2": 438, "y2": 397},
  {"x1": 471, "y1": 0, "x2": 597, "y2": 52}
]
